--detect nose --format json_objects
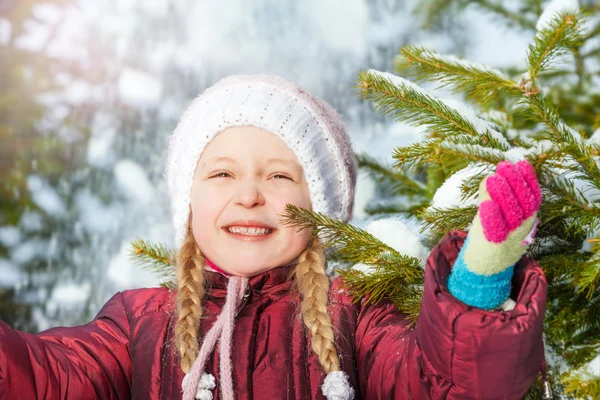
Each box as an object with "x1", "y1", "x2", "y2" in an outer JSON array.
[{"x1": 234, "y1": 180, "x2": 265, "y2": 208}]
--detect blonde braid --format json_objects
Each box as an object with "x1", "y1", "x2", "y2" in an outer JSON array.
[
  {"x1": 295, "y1": 238, "x2": 341, "y2": 374},
  {"x1": 174, "y1": 224, "x2": 206, "y2": 374}
]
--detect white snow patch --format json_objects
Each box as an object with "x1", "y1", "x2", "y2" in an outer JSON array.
[
  {"x1": 31, "y1": 307, "x2": 52, "y2": 332},
  {"x1": 367, "y1": 218, "x2": 429, "y2": 264},
  {"x1": 388, "y1": 122, "x2": 428, "y2": 144},
  {"x1": 587, "y1": 353, "x2": 600, "y2": 376},
  {"x1": 87, "y1": 126, "x2": 117, "y2": 169},
  {"x1": 114, "y1": 160, "x2": 155, "y2": 204},
  {"x1": 368, "y1": 70, "x2": 509, "y2": 147},
  {"x1": 14, "y1": 20, "x2": 50, "y2": 52},
  {"x1": 63, "y1": 80, "x2": 96, "y2": 105},
  {"x1": 558, "y1": 122, "x2": 583, "y2": 144},
  {"x1": 434, "y1": 53, "x2": 509, "y2": 80},
  {"x1": 550, "y1": 166, "x2": 600, "y2": 208},
  {"x1": 0, "y1": 259, "x2": 25, "y2": 288},
  {"x1": 307, "y1": 0, "x2": 368, "y2": 55},
  {"x1": 27, "y1": 175, "x2": 67, "y2": 217},
  {"x1": 19, "y1": 211, "x2": 44, "y2": 232},
  {"x1": 442, "y1": 98, "x2": 508, "y2": 147},
  {"x1": 368, "y1": 69, "x2": 429, "y2": 97},
  {"x1": 352, "y1": 217, "x2": 430, "y2": 274},
  {"x1": 504, "y1": 147, "x2": 528, "y2": 162},
  {"x1": 537, "y1": 0, "x2": 580, "y2": 31},
  {"x1": 31, "y1": 3, "x2": 62, "y2": 24},
  {"x1": 588, "y1": 128, "x2": 600, "y2": 146},
  {"x1": 118, "y1": 67, "x2": 163, "y2": 107},
  {"x1": 353, "y1": 170, "x2": 376, "y2": 219},
  {"x1": 107, "y1": 240, "x2": 160, "y2": 289},
  {"x1": 46, "y1": 7, "x2": 89, "y2": 61},
  {"x1": 524, "y1": 140, "x2": 555, "y2": 158},
  {"x1": 351, "y1": 262, "x2": 377, "y2": 275},
  {"x1": 47, "y1": 282, "x2": 91, "y2": 313},
  {"x1": 11, "y1": 240, "x2": 48, "y2": 265},
  {"x1": 0, "y1": 18, "x2": 11, "y2": 45},
  {"x1": 74, "y1": 190, "x2": 120, "y2": 234},
  {"x1": 0, "y1": 226, "x2": 21, "y2": 248},
  {"x1": 431, "y1": 164, "x2": 489, "y2": 209}
]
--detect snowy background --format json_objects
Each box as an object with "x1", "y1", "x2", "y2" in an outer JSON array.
[{"x1": 1, "y1": 0, "x2": 545, "y2": 331}]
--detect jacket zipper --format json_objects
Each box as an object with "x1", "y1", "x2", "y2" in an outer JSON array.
[{"x1": 236, "y1": 286, "x2": 251, "y2": 317}]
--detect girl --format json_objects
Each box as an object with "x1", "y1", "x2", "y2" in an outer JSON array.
[{"x1": 0, "y1": 75, "x2": 547, "y2": 400}]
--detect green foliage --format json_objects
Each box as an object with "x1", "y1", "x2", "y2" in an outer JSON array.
[
  {"x1": 279, "y1": 204, "x2": 424, "y2": 284},
  {"x1": 354, "y1": 1, "x2": 600, "y2": 397},
  {"x1": 129, "y1": 239, "x2": 176, "y2": 289},
  {"x1": 396, "y1": 46, "x2": 522, "y2": 105},
  {"x1": 527, "y1": 12, "x2": 583, "y2": 81}
]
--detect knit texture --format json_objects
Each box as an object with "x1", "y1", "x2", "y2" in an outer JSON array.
[
  {"x1": 165, "y1": 75, "x2": 358, "y2": 248},
  {"x1": 447, "y1": 161, "x2": 541, "y2": 310},
  {"x1": 448, "y1": 237, "x2": 515, "y2": 309}
]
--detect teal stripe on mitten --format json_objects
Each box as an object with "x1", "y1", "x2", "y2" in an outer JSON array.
[
  {"x1": 447, "y1": 161, "x2": 541, "y2": 310},
  {"x1": 448, "y1": 237, "x2": 515, "y2": 310}
]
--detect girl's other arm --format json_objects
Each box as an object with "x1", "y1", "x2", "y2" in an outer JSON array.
[
  {"x1": 0, "y1": 292, "x2": 132, "y2": 399},
  {"x1": 355, "y1": 231, "x2": 546, "y2": 399}
]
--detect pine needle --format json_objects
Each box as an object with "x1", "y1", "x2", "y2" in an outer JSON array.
[
  {"x1": 129, "y1": 238, "x2": 176, "y2": 286},
  {"x1": 396, "y1": 46, "x2": 522, "y2": 105}
]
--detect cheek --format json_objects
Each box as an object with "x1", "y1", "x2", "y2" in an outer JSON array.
[
  {"x1": 269, "y1": 185, "x2": 312, "y2": 210},
  {"x1": 269, "y1": 188, "x2": 313, "y2": 242},
  {"x1": 190, "y1": 185, "x2": 225, "y2": 237}
]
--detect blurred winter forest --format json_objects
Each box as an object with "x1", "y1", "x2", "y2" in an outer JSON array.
[{"x1": 0, "y1": 0, "x2": 590, "y2": 332}]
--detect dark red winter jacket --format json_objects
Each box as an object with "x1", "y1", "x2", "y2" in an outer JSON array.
[{"x1": 0, "y1": 231, "x2": 547, "y2": 399}]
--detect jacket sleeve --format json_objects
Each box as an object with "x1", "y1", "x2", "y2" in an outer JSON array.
[
  {"x1": 0, "y1": 292, "x2": 132, "y2": 400},
  {"x1": 355, "y1": 230, "x2": 547, "y2": 400}
]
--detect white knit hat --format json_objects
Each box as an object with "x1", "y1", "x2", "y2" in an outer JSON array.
[{"x1": 165, "y1": 74, "x2": 357, "y2": 249}]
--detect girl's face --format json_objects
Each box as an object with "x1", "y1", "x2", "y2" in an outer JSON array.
[{"x1": 190, "y1": 126, "x2": 313, "y2": 277}]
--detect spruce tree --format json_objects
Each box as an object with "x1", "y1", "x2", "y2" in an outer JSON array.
[
  {"x1": 134, "y1": 0, "x2": 599, "y2": 397},
  {"x1": 341, "y1": 1, "x2": 599, "y2": 397}
]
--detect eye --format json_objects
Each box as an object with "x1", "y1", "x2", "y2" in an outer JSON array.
[
  {"x1": 210, "y1": 172, "x2": 232, "y2": 178},
  {"x1": 272, "y1": 174, "x2": 293, "y2": 181}
]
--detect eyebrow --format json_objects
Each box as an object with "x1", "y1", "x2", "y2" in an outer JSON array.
[{"x1": 202, "y1": 157, "x2": 300, "y2": 168}]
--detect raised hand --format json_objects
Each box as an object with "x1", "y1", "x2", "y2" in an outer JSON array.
[
  {"x1": 447, "y1": 160, "x2": 542, "y2": 310},
  {"x1": 466, "y1": 160, "x2": 541, "y2": 276}
]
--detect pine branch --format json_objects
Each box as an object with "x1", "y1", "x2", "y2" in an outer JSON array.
[
  {"x1": 576, "y1": 252, "x2": 600, "y2": 300},
  {"x1": 418, "y1": 205, "x2": 477, "y2": 234},
  {"x1": 356, "y1": 153, "x2": 429, "y2": 198},
  {"x1": 521, "y1": 94, "x2": 584, "y2": 145},
  {"x1": 339, "y1": 267, "x2": 423, "y2": 324},
  {"x1": 280, "y1": 204, "x2": 424, "y2": 283},
  {"x1": 357, "y1": 69, "x2": 487, "y2": 138},
  {"x1": 472, "y1": 0, "x2": 537, "y2": 30},
  {"x1": 395, "y1": 46, "x2": 522, "y2": 105},
  {"x1": 538, "y1": 252, "x2": 588, "y2": 283},
  {"x1": 129, "y1": 239, "x2": 176, "y2": 285},
  {"x1": 392, "y1": 134, "x2": 506, "y2": 173},
  {"x1": 418, "y1": 0, "x2": 456, "y2": 26},
  {"x1": 528, "y1": 12, "x2": 582, "y2": 82},
  {"x1": 364, "y1": 201, "x2": 429, "y2": 217},
  {"x1": 437, "y1": 139, "x2": 507, "y2": 164},
  {"x1": 561, "y1": 373, "x2": 600, "y2": 400},
  {"x1": 388, "y1": 284, "x2": 423, "y2": 324}
]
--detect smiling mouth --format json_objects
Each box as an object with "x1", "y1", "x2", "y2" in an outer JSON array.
[
  {"x1": 222, "y1": 225, "x2": 277, "y2": 241},
  {"x1": 226, "y1": 226, "x2": 274, "y2": 235}
]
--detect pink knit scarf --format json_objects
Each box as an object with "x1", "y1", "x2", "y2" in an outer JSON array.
[{"x1": 182, "y1": 275, "x2": 248, "y2": 400}]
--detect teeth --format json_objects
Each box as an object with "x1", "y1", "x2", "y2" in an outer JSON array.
[{"x1": 227, "y1": 226, "x2": 273, "y2": 235}]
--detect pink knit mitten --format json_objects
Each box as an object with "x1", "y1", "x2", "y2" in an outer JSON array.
[{"x1": 448, "y1": 160, "x2": 542, "y2": 310}]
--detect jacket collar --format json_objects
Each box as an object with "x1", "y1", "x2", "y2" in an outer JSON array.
[{"x1": 205, "y1": 262, "x2": 297, "y2": 294}]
